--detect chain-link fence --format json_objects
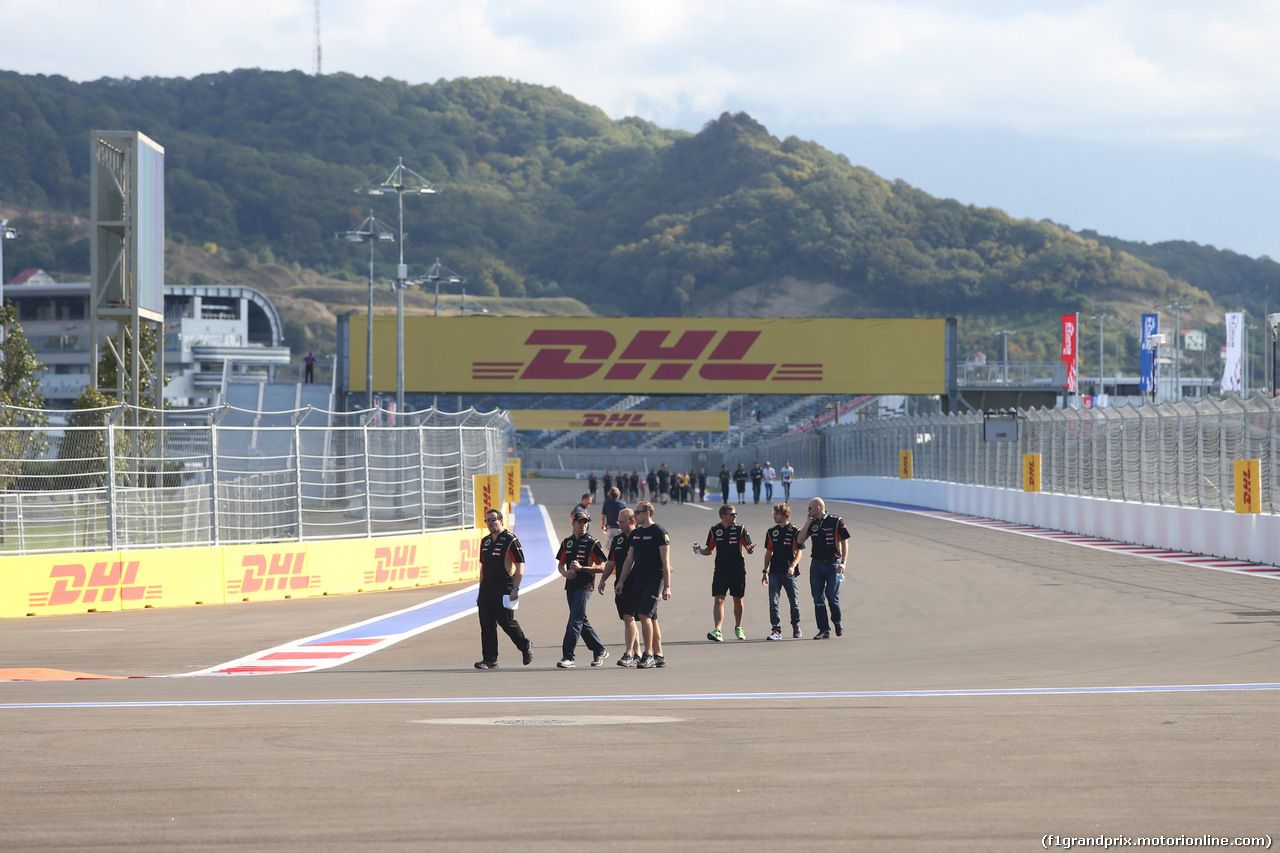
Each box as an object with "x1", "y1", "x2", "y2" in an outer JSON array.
[
  {"x1": 0, "y1": 403, "x2": 514, "y2": 555},
  {"x1": 748, "y1": 395, "x2": 1280, "y2": 514}
]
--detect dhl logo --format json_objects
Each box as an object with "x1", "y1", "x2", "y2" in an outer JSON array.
[
  {"x1": 364, "y1": 544, "x2": 426, "y2": 585},
  {"x1": 1241, "y1": 465, "x2": 1254, "y2": 508},
  {"x1": 472, "y1": 329, "x2": 823, "y2": 382},
  {"x1": 456, "y1": 538, "x2": 480, "y2": 577},
  {"x1": 575, "y1": 412, "x2": 656, "y2": 428},
  {"x1": 28, "y1": 560, "x2": 162, "y2": 608},
  {"x1": 227, "y1": 551, "x2": 317, "y2": 596}
]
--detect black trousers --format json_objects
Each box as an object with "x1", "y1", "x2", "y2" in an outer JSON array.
[{"x1": 477, "y1": 586, "x2": 529, "y2": 663}]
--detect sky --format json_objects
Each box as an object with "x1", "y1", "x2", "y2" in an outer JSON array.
[{"x1": 5, "y1": 0, "x2": 1280, "y2": 259}]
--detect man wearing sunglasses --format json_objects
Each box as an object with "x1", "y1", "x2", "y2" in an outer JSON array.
[
  {"x1": 696, "y1": 504, "x2": 755, "y2": 641},
  {"x1": 475, "y1": 510, "x2": 533, "y2": 670}
]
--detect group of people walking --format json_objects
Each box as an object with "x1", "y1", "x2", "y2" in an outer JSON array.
[
  {"x1": 473, "y1": 488, "x2": 848, "y2": 670},
  {"x1": 590, "y1": 465, "x2": 709, "y2": 506}
]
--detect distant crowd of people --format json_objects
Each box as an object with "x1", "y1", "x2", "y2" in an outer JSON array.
[{"x1": 585, "y1": 460, "x2": 796, "y2": 508}]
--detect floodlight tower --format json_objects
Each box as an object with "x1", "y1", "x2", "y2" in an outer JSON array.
[
  {"x1": 356, "y1": 158, "x2": 437, "y2": 412},
  {"x1": 336, "y1": 211, "x2": 395, "y2": 409},
  {"x1": 0, "y1": 218, "x2": 20, "y2": 351}
]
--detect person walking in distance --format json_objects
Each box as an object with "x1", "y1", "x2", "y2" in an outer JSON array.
[
  {"x1": 762, "y1": 502, "x2": 804, "y2": 640},
  {"x1": 555, "y1": 512, "x2": 609, "y2": 668},
  {"x1": 795, "y1": 497, "x2": 850, "y2": 639},
  {"x1": 780, "y1": 461, "x2": 795, "y2": 502},
  {"x1": 762, "y1": 461, "x2": 776, "y2": 502},
  {"x1": 601, "y1": 486, "x2": 626, "y2": 543},
  {"x1": 598, "y1": 507, "x2": 640, "y2": 666},
  {"x1": 750, "y1": 460, "x2": 764, "y2": 504},
  {"x1": 719, "y1": 465, "x2": 731, "y2": 502},
  {"x1": 475, "y1": 510, "x2": 533, "y2": 669},
  {"x1": 733, "y1": 463, "x2": 748, "y2": 503},
  {"x1": 303, "y1": 351, "x2": 317, "y2": 383},
  {"x1": 614, "y1": 501, "x2": 672, "y2": 669},
  {"x1": 698, "y1": 468, "x2": 707, "y2": 502},
  {"x1": 588, "y1": 471, "x2": 599, "y2": 502},
  {"x1": 570, "y1": 492, "x2": 593, "y2": 524},
  {"x1": 696, "y1": 504, "x2": 755, "y2": 641}
]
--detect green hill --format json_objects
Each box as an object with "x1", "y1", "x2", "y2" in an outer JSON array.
[{"x1": 1, "y1": 68, "x2": 1266, "y2": 369}]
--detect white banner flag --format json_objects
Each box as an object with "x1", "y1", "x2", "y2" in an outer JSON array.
[{"x1": 1221, "y1": 312, "x2": 1243, "y2": 392}]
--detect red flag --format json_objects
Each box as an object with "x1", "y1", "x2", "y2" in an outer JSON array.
[{"x1": 1060, "y1": 314, "x2": 1078, "y2": 392}]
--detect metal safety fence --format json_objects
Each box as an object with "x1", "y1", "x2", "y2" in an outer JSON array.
[
  {"x1": 747, "y1": 395, "x2": 1280, "y2": 515},
  {"x1": 0, "y1": 403, "x2": 514, "y2": 556}
]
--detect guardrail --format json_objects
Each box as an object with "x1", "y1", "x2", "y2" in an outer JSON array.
[
  {"x1": 748, "y1": 394, "x2": 1280, "y2": 514},
  {"x1": 0, "y1": 402, "x2": 514, "y2": 556}
]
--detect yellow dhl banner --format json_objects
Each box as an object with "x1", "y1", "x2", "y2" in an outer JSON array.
[
  {"x1": 504, "y1": 459, "x2": 522, "y2": 503},
  {"x1": 509, "y1": 410, "x2": 730, "y2": 431},
  {"x1": 351, "y1": 317, "x2": 948, "y2": 395},
  {"x1": 1234, "y1": 459, "x2": 1261, "y2": 514},
  {"x1": 473, "y1": 474, "x2": 501, "y2": 528},
  {"x1": 1023, "y1": 454, "x2": 1043, "y2": 493}
]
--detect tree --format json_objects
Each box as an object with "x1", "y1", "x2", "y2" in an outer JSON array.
[{"x1": 0, "y1": 303, "x2": 48, "y2": 488}]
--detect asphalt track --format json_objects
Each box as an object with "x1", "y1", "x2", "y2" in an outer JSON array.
[{"x1": 2, "y1": 479, "x2": 1279, "y2": 852}]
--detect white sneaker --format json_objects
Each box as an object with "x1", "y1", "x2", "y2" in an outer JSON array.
[
  {"x1": 556, "y1": 659, "x2": 576, "y2": 669},
  {"x1": 591, "y1": 650, "x2": 610, "y2": 667},
  {"x1": 767, "y1": 628, "x2": 783, "y2": 640}
]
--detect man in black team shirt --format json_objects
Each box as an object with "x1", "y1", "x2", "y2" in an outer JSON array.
[
  {"x1": 597, "y1": 507, "x2": 639, "y2": 666},
  {"x1": 696, "y1": 504, "x2": 755, "y2": 641},
  {"x1": 749, "y1": 461, "x2": 764, "y2": 504},
  {"x1": 733, "y1": 463, "x2": 748, "y2": 502},
  {"x1": 762, "y1": 501, "x2": 804, "y2": 640},
  {"x1": 475, "y1": 510, "x2": 533, "y2": 669},
  {"x1": 556, "y1": 512, "x2": 609, "y2": 669},
  {"x1": 718, "y1": 465, "x2": 731, "y2": 501},
  {"x1": 615, "y1": 500, "x2": 672, "y2": 669},
  {"x1": 795, "y1": 497, "x2": 851, "y2": 640}
]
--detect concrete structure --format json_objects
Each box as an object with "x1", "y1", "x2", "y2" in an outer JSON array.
[{"x1": 6, "y1": 277, "x2": 291, "y2": 408}]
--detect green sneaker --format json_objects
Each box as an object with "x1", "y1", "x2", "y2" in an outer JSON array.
[
  {"x1": 735, "y1": 626, "x2": 746, "y2": 640},
  {"x1": 707, "y1": 629, "x2": 723, "y2": 642}
]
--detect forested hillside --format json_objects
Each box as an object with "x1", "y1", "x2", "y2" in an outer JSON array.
[{"x1": 0, "y1": 68, "x2": 1265, "y2": 365}]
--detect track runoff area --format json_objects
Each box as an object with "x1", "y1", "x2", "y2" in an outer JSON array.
[{"x1": 2, "y1": 480, "x2": 1279, "y2": 850}]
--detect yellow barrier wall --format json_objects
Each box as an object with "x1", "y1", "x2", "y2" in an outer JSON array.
[{"x1": 0, "y1": 528, "x2": 487, "y2": 618}]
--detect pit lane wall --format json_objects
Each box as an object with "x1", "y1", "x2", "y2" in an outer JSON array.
[
  {"x1": 0, "y1": 525, "x2": 492, "y2": 619},
  {"x1": 789, "y1": 478, "x2": 1280, "y2": 569}
]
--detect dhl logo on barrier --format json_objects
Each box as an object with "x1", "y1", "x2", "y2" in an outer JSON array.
[
  {"x1": 365, "y1": 544, "x2": 428, "y2": 585},
  {"x1": 474, "y1": 329, "x2": 822, "y2": 384},
  {"x1": 28, "y1": 560, "x2": 162, "y2": 608},
  {"x1": 508, "y1": 410, "x2": 730, "y2": 431},
  {"x1": 227, "y1": 552, "x2": 317, "y2": 596},
  {"x1": 358, "y1": 317, "x2": 950, "y2": 395},
  {"x1": 456, "y1": 538, "x2": 480, "y2": 578}
]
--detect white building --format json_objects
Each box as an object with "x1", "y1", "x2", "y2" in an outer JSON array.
[{"x1": 6, "y1": 276, "x2": 292, "y2": 408}]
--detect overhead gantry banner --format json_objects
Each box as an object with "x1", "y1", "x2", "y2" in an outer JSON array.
[{"x1": 349, "y1": 317, "x2": 950, "y2": 396}]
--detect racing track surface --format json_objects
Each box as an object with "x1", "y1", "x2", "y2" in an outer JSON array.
[{"x1": 2, "y1": 479, "x2": 1279, "y2": 852}]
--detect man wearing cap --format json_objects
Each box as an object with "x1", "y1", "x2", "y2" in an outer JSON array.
[
  {"x1": 556, "y1": 511, "x2": 609, "y2": 668},
  {"x1": 763, "y1": 461, "x2": 776, "y2": 502},
  {"x1": 475, "y1": 509, "x2": 533, "y2": 670}
]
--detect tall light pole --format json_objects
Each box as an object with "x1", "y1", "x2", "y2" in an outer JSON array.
[
  {"x1": 1269, "y1": 314, "x2": 1280, "y2": 397},
  {"x1": 336, "y1": 211, "x2": 395, "y2": 409},
  {"x1": 995, "y1": 330, "x2": 1016, "y2": 385},
  {"x1": 421, "y1": 258, "x2": 466, "y2": 317},
  {"x1": 356, "y1": 157, "x2": 437, "y2": 413},
  {"x1": 1166, "y1": 301, "x2": 1188, "y2": 401}
]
